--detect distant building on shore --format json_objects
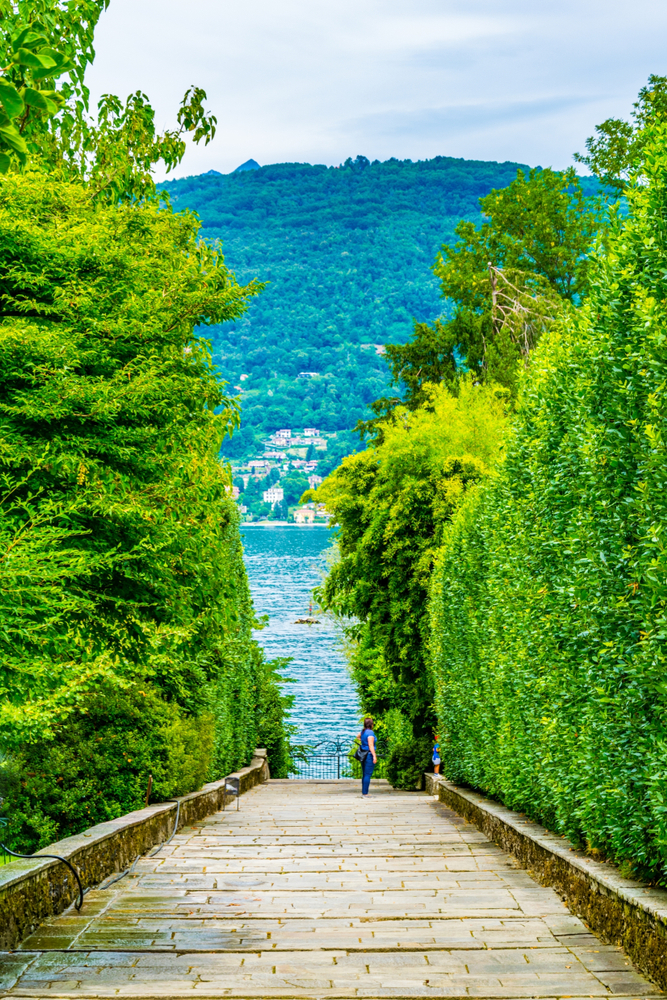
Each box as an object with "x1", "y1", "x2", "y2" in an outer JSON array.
[
  {"x1": 294, "y1": 506, "x2": 316, "y2": 524},
  {"x1": 303, "y1": 428, "x2": 320, "y2": 436},
  {"x1": 263, "y1": 486, "x2": 284, "y2": 505},
  {"x1": 308, "y1": 475, "x2": 323, "y2": 489},
  {"x1": 293, "y1": 501, "x2": 329, "y2": 524}
]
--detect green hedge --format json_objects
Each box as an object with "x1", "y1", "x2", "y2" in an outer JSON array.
[
  {"x1": 430, "y1": 124, "x2": 667, "y2": 883},
  {"x1": 385, "y1": 738, "x2": 433, "y2": 791},
  {"x1": 0, "y1": 171, "x2": 291, "y2": 851}
]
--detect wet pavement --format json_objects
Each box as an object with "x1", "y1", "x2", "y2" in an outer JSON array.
[{"x1": 0, "y1": 779, "x2": 659, "y2": 998}]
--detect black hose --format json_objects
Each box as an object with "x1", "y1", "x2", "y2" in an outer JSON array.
[
  {"x1": 95, "y1": 852, "x2": 142, "y2": 891},
  {"x1": 96, "y1": 799, "x2": 181, "y2": 890},
  {"x1": 1, "y1": 844, "x2": 83, "y2": 911},
  {"x1": 0, "y1": 798, "x2": 181, "y2": 908},
  {"x1": 149, "y1": 798, "x2": 180, "y2": 855}
]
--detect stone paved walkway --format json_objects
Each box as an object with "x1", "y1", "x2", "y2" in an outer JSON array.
[{"x1": 0, "y1": 779, "x2": 659, "y2": 998}]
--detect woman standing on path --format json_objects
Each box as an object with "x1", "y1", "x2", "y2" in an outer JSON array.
[{"x1": 359, "y1": 717, "x2": 378, "y2": 797}]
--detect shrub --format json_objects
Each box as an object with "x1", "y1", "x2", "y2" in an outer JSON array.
[
  {"x1": 385, "y1": 737, "x2": 432, "y2": 791},
  {"x1": 2, "y1": 689, "x2": 214, "y2": 852}
]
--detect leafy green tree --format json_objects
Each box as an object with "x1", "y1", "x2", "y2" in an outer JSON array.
[
  {"x1": 281, "y1": 470, "x2": 309, "y2": 506},
  {"x1": 0, "y1": 0, "x2": 216, "y2": 201},
  {"x1": 309, "y1": 379, "x2": 508, "y2": 767},
  {"x1": 0, "y1": 0, "x2": 95, "y2": 169},
  {"x1": 221, "y1": 424, "x2": 257, "y2": 459},
  {"x1": 0, "y1": 169, "x2": 287, "y2": 848},
  {"x1": 0, "y1": 0, "x2": 300, "y2": 854},
  {"x1": 438, "y1": 166, "x2": 597, "y2": 303},
  {"x1": 361, "y1": 167, "x2": 604, "y2": 437},
  {"x1": 249, "y1": 500, "x2": 271, "y2": 519},
  {"x1": 575, "y1": 74, "x2": 667, "y2": 191}
]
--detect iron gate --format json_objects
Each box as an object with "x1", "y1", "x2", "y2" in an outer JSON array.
[{"x1": 289, "y1": 734, "x2": 388, "y2": 779}]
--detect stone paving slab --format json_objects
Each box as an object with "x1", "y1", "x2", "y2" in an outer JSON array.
[
  {"x1": 0, "y1": 780, "x2": 660, "y2": 998},
  {"x1": 18, "y1": 917, "x2": 577, "y2": 953}
]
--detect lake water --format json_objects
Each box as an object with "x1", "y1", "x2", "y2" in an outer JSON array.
[{"x1": 241, "y1": 525, "x2": 360, "y2": 745}]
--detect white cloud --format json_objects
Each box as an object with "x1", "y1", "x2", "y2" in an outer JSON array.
[{"x1": 85, "y1": 0, "x2": 667, "y2": 176}]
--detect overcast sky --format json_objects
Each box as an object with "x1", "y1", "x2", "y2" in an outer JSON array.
[{"x1": 86, "y1": 0, "x2": 667, "y2": 177}]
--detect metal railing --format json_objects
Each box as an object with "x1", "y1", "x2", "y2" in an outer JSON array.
[{"x1": 289, "y1": 734, "x2": 388, "y2": 780}]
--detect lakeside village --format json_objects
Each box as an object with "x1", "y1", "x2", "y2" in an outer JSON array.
[{"x1": 229, "y1": 427, "x2": 333, "y2": 524}]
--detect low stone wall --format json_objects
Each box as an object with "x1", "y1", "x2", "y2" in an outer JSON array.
[
  {"x1": 0, "y1": 752, "x2": 270, "y2": 951},
  {"x1": 425, "y1": 773, "x2": 667, "y2": 990}
]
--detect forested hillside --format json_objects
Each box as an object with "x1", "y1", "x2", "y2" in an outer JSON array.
[{"x1": 162, "y1": 155, "x2": 533, "y2": 444}]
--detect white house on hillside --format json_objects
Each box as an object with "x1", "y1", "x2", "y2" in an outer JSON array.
[{"x1": 263, "y1": 486, "x2": 284, "y2": 504}]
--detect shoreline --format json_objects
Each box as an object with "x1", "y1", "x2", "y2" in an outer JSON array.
[{"x1": 242, "y1": 520, "x2": 330, "y2": 528}]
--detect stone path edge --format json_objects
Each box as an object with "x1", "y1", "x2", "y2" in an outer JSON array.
[
  {"x1": 0, "y1": 752, "x2": 270, "y2": 951},
  {"x1": 0, "y1": 995, "x2": 654, "y2": 1000},
  {"x1": 0, "y1": 994, "x2": 644, "y2": 1000},
  {"x1": 425, "y1": 772, "x2": 667, "y2": 990}
]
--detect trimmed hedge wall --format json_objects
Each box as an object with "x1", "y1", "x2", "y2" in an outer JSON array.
[{"x1": 430, "y1": 125, "x2": 667, "y2": 883}]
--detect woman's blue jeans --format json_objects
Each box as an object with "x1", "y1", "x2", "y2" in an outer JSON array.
[{"x1": 362, "y1": 755, "x2": 375, "y2": 795}]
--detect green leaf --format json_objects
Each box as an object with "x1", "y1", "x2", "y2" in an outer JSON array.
[
  {"x1": 15, "y1": 48, "x2": 57, "y2": 70},
  {"x1": 18, "y1": 33, "x2": 50, "y2": 52},
  {"x1": 37, "y1": 47, "x2": 72, "y2": 70},
  {"x1": 0, "y1": 125, "x2": 29, "y2": 156},
  {"x1": 29, "y1": 51, "x2": 73, "y2": 82},
  {"x1": 0, "y1": 152, "x2": 11, "y2": 173},
  {"x1": 11, "y1": 25, "x2": 48, "y2": 51},
  {"x1": 39, "y1": 89, "x2": 65, "y2": 110},
  {"x1": 23, "y1": 88, "x2": 58, "y2": 115},
  {"x1": 0, "y1": 79, "x2": 24, "y2": 120}
]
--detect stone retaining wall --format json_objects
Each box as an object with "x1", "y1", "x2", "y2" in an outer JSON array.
[
  {"x1": 426, "y1": 772, "x2": 667, "y2": 990},
  {"x1": 0, "y1": 752, "x2": 270, "y2": 950}
]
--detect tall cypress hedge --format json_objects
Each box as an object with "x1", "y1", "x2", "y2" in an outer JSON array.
[{"x1": 430, "y1": 125, "x2": 667, "y2": 882}]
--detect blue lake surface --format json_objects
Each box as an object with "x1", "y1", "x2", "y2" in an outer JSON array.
[{"x1": 241, "y1": 525, "x2": 360, "y2": 745}]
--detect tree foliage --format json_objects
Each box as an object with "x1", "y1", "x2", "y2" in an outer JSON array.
[
  {"x1": 362, "y1": 167, "x2": 604, "y2": 435},
  {"x1": 0, "y1": 0, "x2": 102, "y2": 170},
  {"x1": 430, "y1": 123, "x2": 667, "y2": 882},
  {"x1": 0, "y1": 167, "x2": 289, "y2": 849},
  {"x1": 0, "y1": 0, "x2": 302, "y2": 852},
  {"x1": 575, "y1": 74, "x2": 667, "y2": 191},
  {"x1": 0, "y1": 0, "x2": 216, "y2": 201},
  {"x1": 311, "y1": 165, "x2": 604, "y2": 790},
  {"x1": 164, "y1": 155, "x2": 545, "y2": 447},
  {"x1": 309, "y1": 379, "x2": 508, "y2": 756}
]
